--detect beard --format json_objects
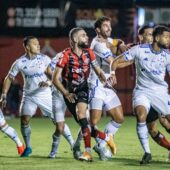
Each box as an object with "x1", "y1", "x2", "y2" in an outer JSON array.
[
  {"x1": 158, "y1": 42, "x2": 169, "y2": 49},
  {"x1": 78, "y1": 42, "x2": 89, "y2": 49}
]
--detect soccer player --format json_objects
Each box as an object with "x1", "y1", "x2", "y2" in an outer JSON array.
[
  {"x1": 45, "y1": 53, "x2": 75, "y2": 158},
  {"x1": 52, "y1": 27, "x2": 116, "y2": 161},
  {"x1": 137, "y1": 25, "x2": 170, "y2": 164},
  {"x1": 88, "y1": 16, "x2": 126, "y2": 159},
  {"x1": 0, "y1": 104, "x2": 24, "y2": 155},
  {"x1": 0, "y1": 36, "x2": 73, "y2": 157},
  {"x1": 111, "y1": 25, "x2": 170, "y2": 164}
]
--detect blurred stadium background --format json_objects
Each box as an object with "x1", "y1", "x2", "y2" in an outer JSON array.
[{"x1": 0, "y1": 0, "x2": 170, "y2": 117}]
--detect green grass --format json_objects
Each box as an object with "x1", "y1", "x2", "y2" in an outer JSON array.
[{"x1": 0, "y1": 116, "x2": 170, "y2": 170}]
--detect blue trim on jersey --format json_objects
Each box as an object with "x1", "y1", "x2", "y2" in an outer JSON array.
[{"x1": 149, "y1": 44, "x2": 163, "y2": 54}]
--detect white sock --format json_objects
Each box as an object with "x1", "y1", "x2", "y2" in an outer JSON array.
[
  {"x1": 21, "y1": 124, "x2": 31, "y2": 148},
  {"x1": 63, "y1": 124, "x2": 74, "y2": 148},
  {"x1": 104, "y1": 120, "x2": 121, "y2": 136},
  {"x1": 1, "y1": 124, "x2": 22, "y2": 147},
  {"x1": 50, "y1": 134, "x2": 60, "y2": 154},
  {"x1": 137, "y1": 122, "x2": 150, "y2": 153}
]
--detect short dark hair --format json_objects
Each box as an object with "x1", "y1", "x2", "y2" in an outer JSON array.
[
  {"x1": 153, "y1": 25, "x2": 170, "y2": 38},
  {"x1": 23, "y1": 36, "x2": 37, "y2": 47},
  {"x1": 69, "y1": 27, "x2": 84, "y2": 42},
  {"x1": 138, "y1": 25, "x2": 153, "y2": 35},
  {"x1": 94, "y1": 16, "x2": 111, "y2": 29}
]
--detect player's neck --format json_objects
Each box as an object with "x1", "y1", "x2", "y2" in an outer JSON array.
[
  {"x1": 152, "y1": 42, "x2": 161, "y2": 52},
  {"x1": 72, "y1": 47, "x2": 83, "y2": 57},
  {"x1": 98, "y1": 35, "x2": 107, "y2": 41},
  {"x1": 26, "y1": 52, "x2": 37, "y2": 59}
]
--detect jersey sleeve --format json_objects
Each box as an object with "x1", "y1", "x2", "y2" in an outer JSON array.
[
  {"x1": 44, "y1": 55, "x2": 51, "y2": 67},
  {"x1": 56, "y1": 52, "x2": 68, "y2": 68},
  {"x1": 8, "y1": 60, "x2": 20, "y2": 78},
  {"x1": 123, "y1": 45, "x2": 138, "y2": 61},
  {"x1": 93, "y1": 42, "x2": 112, "y2": 59}
]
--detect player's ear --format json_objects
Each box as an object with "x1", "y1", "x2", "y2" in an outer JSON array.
[
  {"x1": 96, "y1": 28, "x2": 100, "y2": 34},
  {"x1": 138, "y1": 35, "x2": 143, "y2": 42},
  {"x1": 155, "y1": 35, "x2": 160, "y2": 42},
  {"x1": 73, "y1": 35, "x2": 78, "y2": 43}
]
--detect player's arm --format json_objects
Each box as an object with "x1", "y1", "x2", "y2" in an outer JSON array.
[
  {"x1": 39, "y1": 66, "x2": 53, "y2": 87},
  {"x1": 52, "y1": 67, "x2": 76, "y2": 103},
  {"x1": 92, "y1": 64, "x2": 107, "y2": 84},
  {"x1": 0, "y1": 75, "x2": 13, "y2": 108},
  {"x1": 0, "y1": 61, "x2": 19, "y2": 108}
]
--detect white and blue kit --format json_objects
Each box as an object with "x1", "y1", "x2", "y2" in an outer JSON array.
[
  {"x1": 8, "y1": 53, "x2": 53, "y2": 118},
  {"x1": 123, "y1": 44, "x2": 170, "y2": 116},
  {"x1": 89, "y1": 37, "x2": 121, "y2": 111},
  {"x1": 49, "y1": 53, "x2": 67, "y2": 122}
]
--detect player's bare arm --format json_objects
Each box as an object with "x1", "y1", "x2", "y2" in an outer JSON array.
[
  {"x1": 0, "y1": 74, "x2": 14, "y2": 108},
  {"x1": 52, "y1": 67, "x2": 76, "y2": 103}
]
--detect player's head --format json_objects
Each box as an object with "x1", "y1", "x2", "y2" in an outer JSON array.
[
  {"x1": 23, "y1": 36, "x2": 40, "y2": 55},
  {"x1": 138, "y1": 25, "x2": 153, "y2": 44},
  {"x1": 153, "y1": 25, "x2": 170, "y2": 49},
  {"x1": 94, "y1": 16, "x2": 112, "y2": 38},
  {"x1": 69, "y1": 27, "x2": 89, "y2": 49}
]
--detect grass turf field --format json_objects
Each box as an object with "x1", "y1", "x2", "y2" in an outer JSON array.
[{"x1": 0, "y1": 116, "x2": 170, "y2": 170}]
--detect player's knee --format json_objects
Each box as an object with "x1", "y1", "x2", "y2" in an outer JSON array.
[
  {"x1": 21, "y1": 115, "x2": 30, "y2": 125},
  {"x1": 57, "y1": 124, "x2": 65, "y2": 134},
  {"x1": 79, "y1": 118, "x2": 89, "y2": 128},
  {"x1": 114, "y1": 114, "x2": 124, "y2": 124}
]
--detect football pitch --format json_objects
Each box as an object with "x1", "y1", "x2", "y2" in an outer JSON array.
[{"x1": 0, "y1": 116, "x2": 170, "y2": 170}]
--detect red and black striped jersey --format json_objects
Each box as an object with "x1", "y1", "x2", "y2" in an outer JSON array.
[{"x1": 57, "y1": 47, "x2": 97, "y2": 85}]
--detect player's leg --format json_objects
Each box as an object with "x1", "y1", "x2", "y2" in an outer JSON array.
[
  {"x1": 48, "y1": 92, "x2": 74, "y2": 158},
  {"x1": 133, "y1": 91, "x2": 152, "y2": 164},
  {"x1": 147, "y1": 107, "x2": 170, "y2": 151},
  {"x1": 54, "y1": 94, "x2": 74, "y2": 149},
  {"x1": 20, "y1": 97, "x2": 37, "y2": 157},
  {"x1": 77, "y1": 102, "x2": 93, "y2": 161},
  {"x1": 0, "y1": 109, "x2": 24, "y2": 155}
]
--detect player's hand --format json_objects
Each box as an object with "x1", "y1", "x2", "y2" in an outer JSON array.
[
  {"x1": 0, "y1": 94, "x2": 7, "y2": 109},
  {"x1": 104, "y1": 74, "x2": 117, "y2": 89},
  {"x1": 64, "y1": 92, "x2": 76, "y2": 103},
  {"x1": 39, "y1": 81, "x2": 51, "y2": 87}
]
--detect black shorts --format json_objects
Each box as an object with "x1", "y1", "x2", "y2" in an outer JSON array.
[
  {"x1": 63, "y1": 80, "x2": 89, "y2": 123},
  {"x1": 146, "y1": 107, "x2": 159, "y2": 123}
]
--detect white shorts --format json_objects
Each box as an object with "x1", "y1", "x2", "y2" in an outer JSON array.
[
  {"x1": 133, "y1": 89, "x2": 170, "y2": 116},
  {"x1": 89, "y1": 86, "x2": 121, "y2": 111},
  {"x1": 20, "y1": 88, "x2": 53, "y2": 119},
  {"x1": 0, "y1": 109, "x2": 6, "y2": 127},
  {"x1": 52, "y1": 90, "x2": 66, "y2": 122}
]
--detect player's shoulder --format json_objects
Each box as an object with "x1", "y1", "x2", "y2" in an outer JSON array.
[
  {"x1": 38, "y1": 53, "x2": 50, "y2": 59},
  {"x1": 62, "y1": 47, "x2": 71, "y2": 55},
  {"x1": 84, "y1": 48, "x2": 94, "y2": 56},
  {"x1": 15, "y1": 54, "x2": 27, "y2": 64}
]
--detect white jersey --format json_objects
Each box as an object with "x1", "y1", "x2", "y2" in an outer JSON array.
[
  {"x1": 123, "y1": 44, "x2": 170, "y2": 92},
  {"x1": 8, "y1": 53, "x2": 51, "y2": 96},
  {"x1": 90, "y1": 37, "x2": 115, "y2": 87}
]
